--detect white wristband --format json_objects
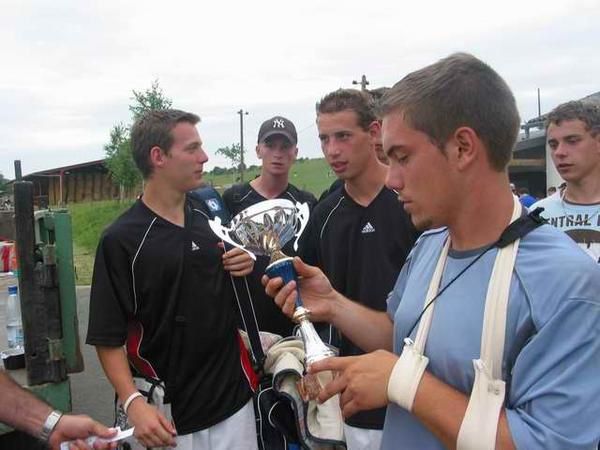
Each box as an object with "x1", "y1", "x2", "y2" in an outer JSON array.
[
  {"x1": 123, "y1": 392, "x2": 144, "y2": 414},
  {"x1": 387, "y1": 339, "x2": 429, "y2": 411}
]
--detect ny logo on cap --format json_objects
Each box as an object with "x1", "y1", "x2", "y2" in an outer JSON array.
[{"x1": 273, "y1": 119, "x2": 286, "y2": 129}]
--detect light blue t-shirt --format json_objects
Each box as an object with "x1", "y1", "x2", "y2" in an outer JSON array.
[
  {"x1": 384, "y1": 225, "x2": 600, "y2": 450},
  {"x1": 532, "y1": 192, "x2": 600, "y2": 263}
]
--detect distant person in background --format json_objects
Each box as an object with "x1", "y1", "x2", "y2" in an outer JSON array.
[
  {"x1": 517, "y1": 187, "x2": 537, "y2": 207},
  {"x1": 532, "y1": 100, "x2": 600, "y2": 263},
  {"x1": 0, "y1": 369, "x2": 117, "y2": 449},
  {"x1": 223, "y1": 115, "x2": 317, "y2": 337},
  {"x1": 299, "y1": 88, "x2": 418, "y2": 450}
]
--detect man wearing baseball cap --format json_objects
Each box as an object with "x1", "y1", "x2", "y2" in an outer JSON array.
[{"x1": 223, "y1": 116, "x2": 317, "y2": 337}]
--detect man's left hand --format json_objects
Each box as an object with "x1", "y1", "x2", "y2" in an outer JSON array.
[
  {"x1": 221, "y1": 246, "x2": 254, "y2": 276},
  {"x1": 310, "y1": 350, "x2": 398, "y2": 418}
]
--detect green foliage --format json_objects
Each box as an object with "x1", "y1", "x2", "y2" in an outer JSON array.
[
  {"x1": 104, "y1": 123, "x2": 140, "y2": 192},
  {"x1": 129, "y1": 79, "x2": 173, "y2": 120},
  {"x1": 105, "y1": 80, "x2": 173, "y2": 197},
  {"x1": 70, "y1": 200, "x2": 134, "y2": 284},
  {"x1": 216, "y1": 143, "x2": 242, "y2": 168},
  {"x1": 0, "y1": 172, "x2": 7, "y2": 194},
  {"x1": 216, "y1": 142, "x2": 246, "y2": 181},
  {"x1": 70, "y1": 200, "x2": 134, "y2": 253}
]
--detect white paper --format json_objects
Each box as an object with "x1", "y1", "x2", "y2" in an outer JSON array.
[{"x1": 60, "y1": 426, "x2": 134, "y2": 449}]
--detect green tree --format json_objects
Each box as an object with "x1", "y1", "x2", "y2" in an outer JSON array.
[
  {"x1": 104, "y1": 123, "x2": 140, "y2": 202},
  {"x1": 105, "y1": 80, "x2": 173, "y2": 201},
  {"x1": 215, "y1": 143, "x2": 243, "y2": 182},
  {"x1": 129, "y1": 79, "x2": 173, "y2": 120},
  {"x1": 0, "y1": 172, "x2": 7, "y2": 194}
]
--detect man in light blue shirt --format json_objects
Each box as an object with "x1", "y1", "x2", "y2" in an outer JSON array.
[{"x1": 264, "y1": 53, "x2": 600, "y2": 449}]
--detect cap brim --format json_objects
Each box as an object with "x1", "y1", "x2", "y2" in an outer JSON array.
[{"x1": 259, "y1": 130, "x2": 297, "y2": 145}]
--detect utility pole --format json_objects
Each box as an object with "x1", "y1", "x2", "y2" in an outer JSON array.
[
  {"x1": 352, "y1": 74, "x2": 370, "y2": 91},
  {"x1": 537, "y1": 88, "x2": 541, "y2": 117},
  {"x1": 237, "y1": 109, "x2": 249, "y2": 183}
]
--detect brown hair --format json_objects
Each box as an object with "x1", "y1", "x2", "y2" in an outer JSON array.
[
  {"x1": 378, "y1": 53, "x2": 520, "y2": 171},
  {"x1": 546, "y1": 101, "x2": 600, "y2": 137},
  {"x1": 316, "y1": 89, "x2": 377, "y2": 131},
  {"x1": 130, "y1": 109, "x2": 200, "y2": 178}
]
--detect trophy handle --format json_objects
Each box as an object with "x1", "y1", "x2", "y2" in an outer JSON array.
[
  {"x1": 292, "y1": 202, "x2": 310, "y2": 252},
  {"x1": 208, "y1": 217, "x2": 257, "y2": 260}
]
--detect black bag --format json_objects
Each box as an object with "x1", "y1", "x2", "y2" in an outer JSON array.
[{"x1": 254, "y1": 375, "x2": 301, "y2": 450}]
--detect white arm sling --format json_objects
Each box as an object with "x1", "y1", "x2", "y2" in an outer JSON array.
[{"x1": 388, "y1": 198, "x2": 522, "y2": 450}]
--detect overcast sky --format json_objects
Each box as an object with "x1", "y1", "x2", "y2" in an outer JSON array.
[{"x1": 1, "y1": 0, "x2": 598, "y2": 179}]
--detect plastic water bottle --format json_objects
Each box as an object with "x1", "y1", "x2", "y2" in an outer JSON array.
[{"x1": 6, "y1": 285, "x2": 24, "y2": 349}]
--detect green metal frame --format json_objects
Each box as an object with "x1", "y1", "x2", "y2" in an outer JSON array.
[
  {"x1": 34, "y1": 209, "x2": 83, "y2": 373},
  {"x1": 1, "y1": 207, "x2": 83, "y2": 438}
]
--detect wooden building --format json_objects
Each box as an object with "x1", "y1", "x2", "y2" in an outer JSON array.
[{"x1": 22, "y1": 160, "x2": 141, "y2": 207}]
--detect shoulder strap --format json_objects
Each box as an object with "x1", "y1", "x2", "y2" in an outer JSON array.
[
  {"x1": 189, "y1": 185, "x2": 231, "y2": 223},
  {"x1": 403, "y1": 206, "x2": 547, "y2": 342},
  {"x1": 494, "y1": 207, "x2": 546, "y2": 248},
  {"x1": 190, "y1": 186, "x2": 266, "y2": 371}
]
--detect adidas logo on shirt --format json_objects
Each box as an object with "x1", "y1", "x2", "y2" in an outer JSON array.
[
  {"x1": 191, "y1": 241, "x2": 200, "y2": 251},
  {"x1": 361, "y1": 222, "x2": 375, "y2": 234}
]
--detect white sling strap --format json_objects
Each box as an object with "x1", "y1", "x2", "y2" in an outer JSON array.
[
  {"x1": 387, "y1": 239, "x2": 450, "y2": 410},
  {"x1": 457, "y1": 198, "x2": 521, "y2": 450},
  {"x1": 387, "y1": 198, "x2": 522, "y2": 447}
]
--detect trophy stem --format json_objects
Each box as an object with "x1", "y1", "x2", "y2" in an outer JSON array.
[
  {"x1": 294, "y1": 307, "x2": 335, "y2": 366},
  {"x1": 265, "y1": 258, "x2": 335, "y2": 366}
]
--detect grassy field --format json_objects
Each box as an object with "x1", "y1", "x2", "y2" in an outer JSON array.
[
  {"x1": 203, "y1": 157, "x2": 334, "y2": 196},
  {"x1": 69, "y1": 158, "x2": 333, "y2": 284},
  {"x1": 70, "y1": 200, "x2": 133, "y2": 285}
]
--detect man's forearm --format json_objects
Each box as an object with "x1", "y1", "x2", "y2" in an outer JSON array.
[
  {"x1": 96, "y1": 345, "x2": 139, "y2": 403},
  {"x1": 411, "y1": 371, "x2": 516, "y2": 450},
  {"x1": 0, "y1": 369, "x2": 52, "y2": 437},
  {"x1": 330, "y1": 293, "x2": 394, "y2": 352}
]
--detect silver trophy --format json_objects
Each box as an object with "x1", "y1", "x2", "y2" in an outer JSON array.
[{"x1": 208, "y1": 199, "x2": 335, "y2": 367}]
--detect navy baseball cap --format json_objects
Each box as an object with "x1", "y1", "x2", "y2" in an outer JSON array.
[{"x1": 257, "y1": 116, "x2": 297, "y2": 145}]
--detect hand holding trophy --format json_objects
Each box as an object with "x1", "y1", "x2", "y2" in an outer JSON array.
[{"x1": 208, "y1": 199, "x2": 335, "y2": 398}]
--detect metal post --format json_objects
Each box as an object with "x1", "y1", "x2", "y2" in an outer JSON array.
[
  {"x1": 59, "y1": 170, "x2": 64, "y2": 207},
  {"x1": 14, "y1": 181, "x2": 66, "y2": 385},
  {"x1": 237, "y1": 109, "x2": 249, "y2": 183},
  {"x1": 14, "y1": 160, "x2": 22, "y2": 181},
  {"x1": 352, "y1": 75, "x2": 370, "y2": 91}
]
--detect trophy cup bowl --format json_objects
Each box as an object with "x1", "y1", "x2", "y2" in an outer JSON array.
[{"x1": 208, "y1": 199, "x2": 335, "y2": 369}]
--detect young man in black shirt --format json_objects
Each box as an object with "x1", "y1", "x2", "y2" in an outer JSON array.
[
  {"x1": 299, "y1": 89, "x2": 418, "y2": 450},
  {"x1": 87, "y1": 109, "x2": 257, "y2": 449},
  {"x1": 223, "y1": 116, "x2": 317, "y2": 337}
]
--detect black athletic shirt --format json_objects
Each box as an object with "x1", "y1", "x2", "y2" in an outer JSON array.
[
  {"x1": 222, "y1": 182, "x2": 317, "y2": 337},
  {"x1": 318, "y1": 178, "x2": 344, "y2": 202},
  {"x1": 86, "y1": 196, "x2": 252, "y2": 435},
  {"x1": 299, "y1": 185, "x2": 419, "y2": 429}
]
